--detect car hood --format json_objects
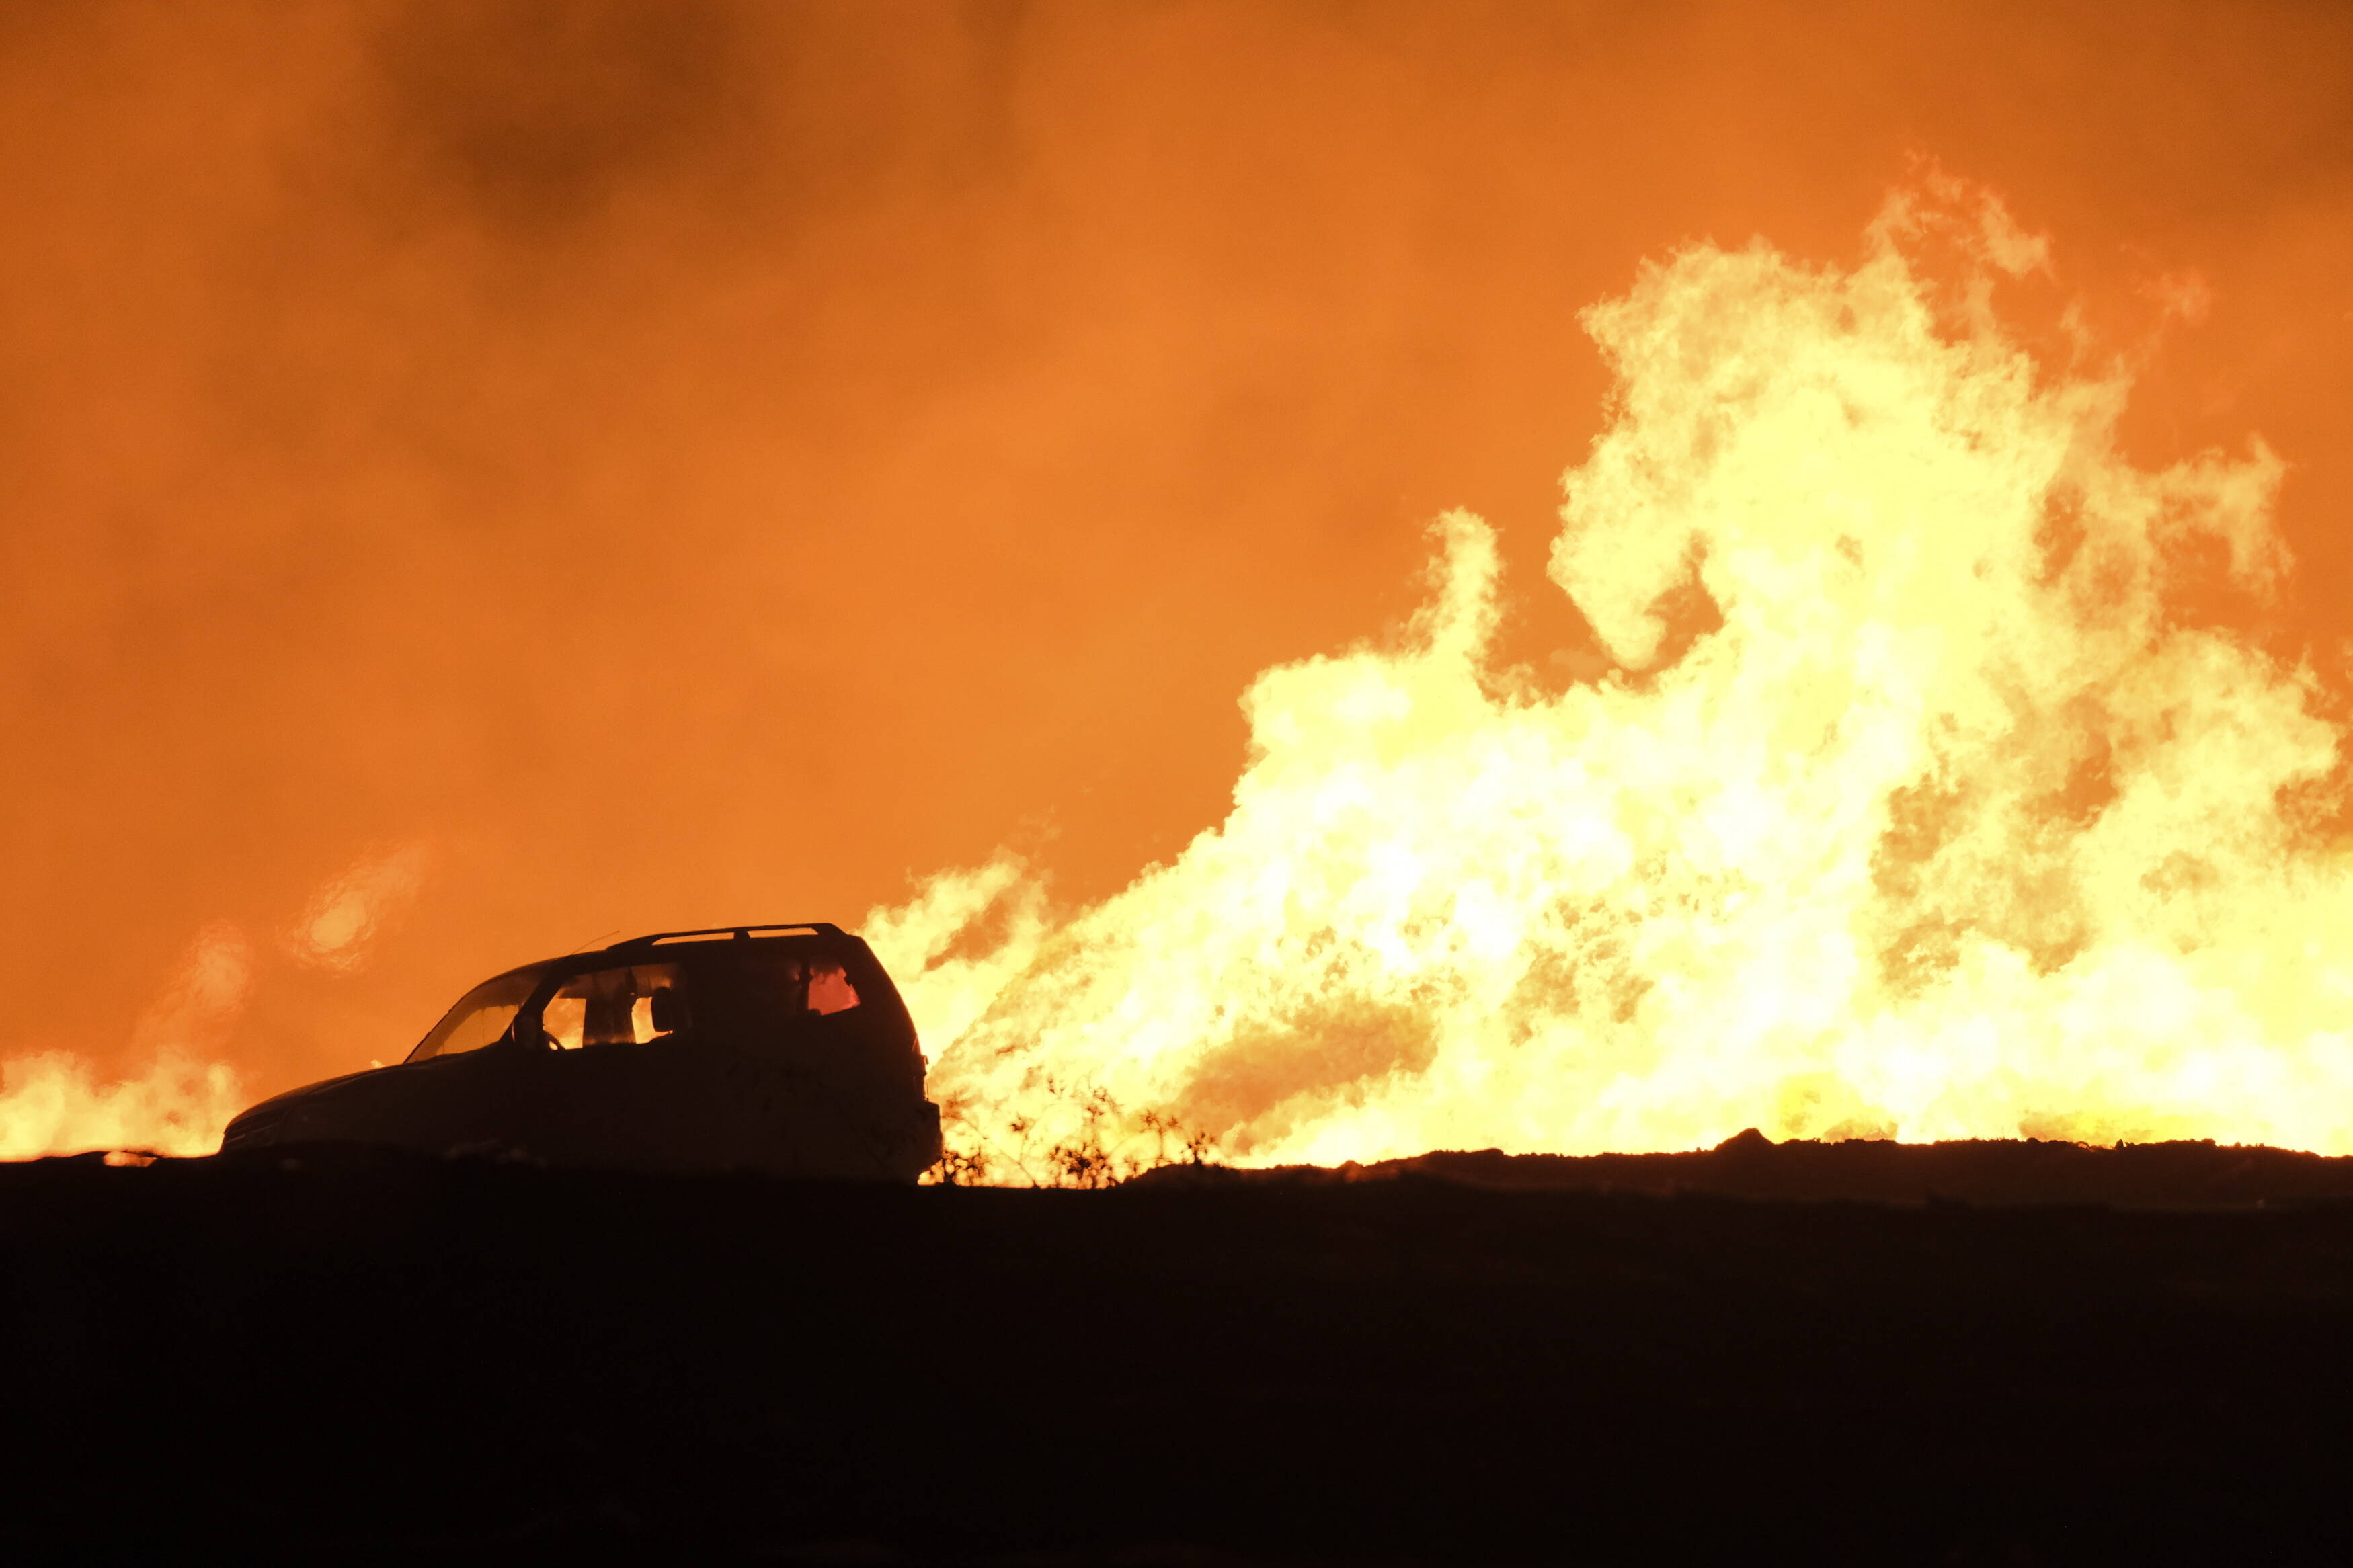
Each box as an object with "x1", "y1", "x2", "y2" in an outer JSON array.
[{"x1": 218, "y1": 1053, "x2": 500, "y2": 1149}]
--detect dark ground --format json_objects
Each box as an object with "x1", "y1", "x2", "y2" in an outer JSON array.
[{"x1": 9, "y1": 1137, "x2": 2353, "y2": 1565}]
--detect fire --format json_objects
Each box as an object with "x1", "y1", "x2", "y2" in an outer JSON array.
[
  {"x1": 0, "y1": 1054, "x2": 243, "y2": 1161},
  {"x1": 0, "y1": 922, "x2": 253, "y2": 1158},
  {"x1": 0, "y1": 836, "x2": 435, "y2": 1158},
  {"x1": 10, "y1": 176, "x2": 2346, "y2": 1177},
  {"x1": 880, "y1": 178, "x2": 2353, "y2": 1175}
]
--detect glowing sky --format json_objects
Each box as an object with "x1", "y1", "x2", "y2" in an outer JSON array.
[{"x1": 4, "y1": 1, "x2": 2351, "y2": 1131}]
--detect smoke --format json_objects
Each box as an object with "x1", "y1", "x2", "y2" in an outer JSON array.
[
  {"x1": 3, "y1": 3, "x2": 2352, "y2": 1152},
  {"x1": 283, "y1": 839, "x2": 434, "y2": 973}
]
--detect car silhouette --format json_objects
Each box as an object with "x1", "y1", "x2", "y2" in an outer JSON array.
[{"x1": 219, "y1": 923, "x2": 943, "y2": 1181}]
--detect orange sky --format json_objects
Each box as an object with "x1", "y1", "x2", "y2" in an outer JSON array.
[{"x1": 5, "y1": 0, "x2": 2351, "y2": 1100}]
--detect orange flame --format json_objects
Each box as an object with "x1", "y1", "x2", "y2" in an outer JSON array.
[
  {"x1": 0, "y1": 1054, "x2": 243, "y2": 1161},
  {"x1": 3, "y1": 836, "x2": 441, "y2": 1157},
  {"x1": 0, "y1": 922, "x2": 251, "y2": 1157},
  {"x1": 12, "y1": 178, "x2": 2340, "y2": 1176},
  {"x1": 879, "y1": 179, "x2": 2353, "y2": 1175}
]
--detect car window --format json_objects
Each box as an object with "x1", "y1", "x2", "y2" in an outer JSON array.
[
  {"x1": 808, "y1": 964, "x2": 859, "y2": 1014},
  {"x1": 543, "y1": 962, "x2": 688, "y2": 1050},
  {"x1": 407, "y1": 971, "x2": 539, "y2": 1063},
  {"x1": 542, "y1": 953, "x2": 861, "y2": 1050},
  {"x1": 735, "y1": 952, "x2": 863, "y2": 1019}
]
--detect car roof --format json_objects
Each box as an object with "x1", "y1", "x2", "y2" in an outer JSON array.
[
  {"x1": 609, "y1": 922, "x2": 847, "y2": 950},
  {"x1": 469, "y1": 924, "x2": 861, "y2": 993}
]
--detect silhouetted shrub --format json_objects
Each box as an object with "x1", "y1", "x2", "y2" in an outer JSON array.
[{"x1": 926, "y1": 1078, "x2": 1211, "y2": 1186}]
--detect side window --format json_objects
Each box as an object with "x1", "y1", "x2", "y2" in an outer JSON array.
[
  {"x1": 543, "y1": 963, "x2": 686, "y2": 1049},
  {"x1": 633, "y1": 950, "x2": 860, "y2": 1044},
  {"x1": 731, "y1": 954, "x2": 861, "y2": 1019},
  {"x1": 808, "y1": 964, "x2": 860, "y2": 1015}
]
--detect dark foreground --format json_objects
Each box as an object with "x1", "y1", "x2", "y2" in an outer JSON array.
[{"x1": 9, "y1": 1139, "x2": 2353, "y2": 1565}]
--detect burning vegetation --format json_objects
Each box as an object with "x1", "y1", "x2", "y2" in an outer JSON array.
[
  {"x1": 882, "y1": 177, "x2": 2353, "y2": 1178},
  {"x1": 11, "y1": 173, "x2": 2353, "y2": 1177}
]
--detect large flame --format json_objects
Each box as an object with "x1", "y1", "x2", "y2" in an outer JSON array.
[
  {"x1": 11, "y1": 179, "x2": 2346, "y2": 1174},
  {"x1": 880, "y1": 181, "x2": 2353, "y2": 1175}
]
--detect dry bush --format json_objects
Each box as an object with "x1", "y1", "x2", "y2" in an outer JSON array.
[{"x1": 924, "y1": 1077, "x2": 1211, "y2": 1187}]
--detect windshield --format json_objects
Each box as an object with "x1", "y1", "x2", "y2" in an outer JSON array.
[{"x1": 407, "y1": 971, "x2": 538, "y2": 1063}]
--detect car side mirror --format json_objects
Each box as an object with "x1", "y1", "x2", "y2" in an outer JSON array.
[{"x1": 651, "y1": 985, "x2": 689, "y2": 1034}]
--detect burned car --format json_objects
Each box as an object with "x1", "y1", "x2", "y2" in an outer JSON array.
[{"x1": 220, "y1": 924, "x2": 942, "y2": 1182}]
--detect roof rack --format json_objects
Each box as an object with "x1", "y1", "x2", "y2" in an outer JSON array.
[{"x1": 614, "y1": 923, "x2": 846, "y2": 948}]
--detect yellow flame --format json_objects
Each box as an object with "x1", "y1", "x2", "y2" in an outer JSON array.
[
  {"x1": 5, "y1": 913, "x2": 266, "y2": 1159},
  {"x1": 881, "y1": 181, "x2": 2353, "y2": 1174},
  {"x1": 0, "y1": 921, "x2": 256, "y2": 1157},
  {"x1": 865, "y1": 850, "x2": 1051, "y2": 1058},
  {"x1": 0, "y1": 1054, "x2": 243, "y2": 1159},
  {"x1": 2, "y1": 836, "x2": 436, "y2": 1157}
]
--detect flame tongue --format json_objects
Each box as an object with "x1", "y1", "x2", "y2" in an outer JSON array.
[
  {"x1": 891, "y1": 182, "x2": 2353, "y2": 1173},
  {"x1": 7, "y1": 181, "x2": 2334, "y2": 1173}
]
